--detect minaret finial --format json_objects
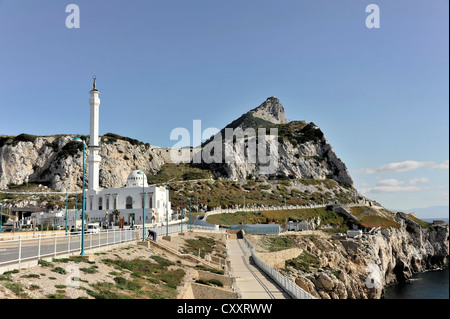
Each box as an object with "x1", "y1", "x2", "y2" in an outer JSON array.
[{"x1": 93, "y1": 75, "x2": 97, "y2": 90}]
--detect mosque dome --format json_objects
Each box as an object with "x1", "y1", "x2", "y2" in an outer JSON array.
[{"x1": 125, "y1": 170, "x2": 148, "y2": 188}]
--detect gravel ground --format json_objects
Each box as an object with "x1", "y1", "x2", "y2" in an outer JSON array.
[{"x1": 0, "y1": 242, "x2": 197, "y2": 299}]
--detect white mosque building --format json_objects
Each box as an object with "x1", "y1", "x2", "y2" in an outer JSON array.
[{"x1": 83, "y1": 78, "x2": 173, "y2": 227}]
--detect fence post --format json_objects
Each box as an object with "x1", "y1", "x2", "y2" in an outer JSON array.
[
  {"x1": 18, "y1": 235, "x2": 22, "y2": 266},
  {"x1": 38, "y1": 234, "x2": 41, "y2": 260},
  {"x1": 106, "y1": 229, "x2": 109, "y2": 246},
  {"x1": 98, "y1": 231, "x2": 101, "y2": 248},
  {"x1": 68, "y1": 233, "x2": 71, "y2": 253},
  {"x1": 54, "y1": 233, "x2": 57, "y2": 257}
]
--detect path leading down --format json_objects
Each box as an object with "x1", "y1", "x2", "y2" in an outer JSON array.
[{"x1": 226, "y1": 238, "x2": 291, "y2": 299}]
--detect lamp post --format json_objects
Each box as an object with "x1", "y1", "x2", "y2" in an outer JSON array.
[
  {"x1": 137, "y1": 171, "x2": 145, "y2": 241},
  {"x1": 75, "y1": 186, "x2": 78, "y2": 228},
  {"x1": 74, "y1": 137, "x2": 86, "y2": 255},
  {"x1": 179, "y1": 193, "x2": 183, "y2": 233},
  {"x1": 55, "y1": 205, "x2": 59, "y2": 230}
]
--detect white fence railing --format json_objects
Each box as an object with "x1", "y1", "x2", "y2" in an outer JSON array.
[
  {"x1": 241, "y1": 232, "x2": 315, "y2": 299},
  {"x1": 0, "y1": 223, "x2": 222, "y2": 267},
  {"x1": 203, "y1": 202, "x2": 337, "y2": 220}
]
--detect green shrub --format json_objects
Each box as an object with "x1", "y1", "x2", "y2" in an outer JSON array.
[
  {"x1": 80, "y1": 266, "x2": 98, "y2": 274},
  {"x1": 38, "y1": 259, "x2": 52, "y2": 267},
  {"x1": 285, "y1": 251, "x2": 320, "y2": 273},
  {"x1": 52, "y1": 267, "x2": 67, "y2": 275},
  {"x1": 114, "y1": 277, "x2": 127, "y2": 285},
  {"x1": 21, "y1": 274, "x2": 40, "y2": 279},
  {"x1": 12, "y1": 133, "x2": 37, "y2": 146}
]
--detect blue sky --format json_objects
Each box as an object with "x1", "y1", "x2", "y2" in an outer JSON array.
[{"x1": 0, "y1": 0, "x2": 448, "y2": 214}]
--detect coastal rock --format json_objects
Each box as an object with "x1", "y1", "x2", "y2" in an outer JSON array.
[
  {"x1": 281, "y1": 215, "x2": 449, "y2": 299},
  {"x1": 294, "y1": 276, "x2": 320, "y2": 299}
]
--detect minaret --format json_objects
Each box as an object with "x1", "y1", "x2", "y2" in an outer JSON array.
[{"x1": 88, "y1": 76, "x2": 101, "y2": 191}]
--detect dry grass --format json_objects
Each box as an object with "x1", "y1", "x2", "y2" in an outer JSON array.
[{"x1": 0, "y1": 244, "x2": 190, "y2": 299}]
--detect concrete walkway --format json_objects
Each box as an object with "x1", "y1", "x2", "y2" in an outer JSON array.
[{"x1": 226, "y1": 238, "x2": 291, "y2": 299}]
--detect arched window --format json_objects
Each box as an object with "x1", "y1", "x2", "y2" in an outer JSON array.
[{"x1": 126, "y1": 196, "x2": 133, "y2": 209}]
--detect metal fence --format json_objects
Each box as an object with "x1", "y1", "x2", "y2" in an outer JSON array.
[
  {"x1": 241, "y1": 232, "x2": 315, "y2": 299},
  {"x1": 0, "y1": 223, "x2": 222, "y2": 267},
  {"x1": 230, "y1": 224, "x2": 280, "y2": 235}
]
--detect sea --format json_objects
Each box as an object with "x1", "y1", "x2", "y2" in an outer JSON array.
[{"x1": 383, "y1": 218, "x2": 449, "y2": 299}]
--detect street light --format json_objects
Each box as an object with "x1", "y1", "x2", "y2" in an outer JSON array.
[
  {"x1": 73, "y1": 137, "x2": 86, "y2": 255},
  {"x1": 137, "y1": 171, "x2": 145, "y2": 241},
  {"x1": 55, "y1": 205, "x2": 59, "y2": 230}
]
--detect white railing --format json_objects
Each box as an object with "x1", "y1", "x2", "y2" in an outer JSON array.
[
  {"x1": 241, "y1": 232, "x2": 315, "y2": 299},
  {"x1": 0, "y1": 228, "x2": 138, "y2": 267},
  {"x1": 0, "y1": 222, "x2": 224, "y2": 267}
]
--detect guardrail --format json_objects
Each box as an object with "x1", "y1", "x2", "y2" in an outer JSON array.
[
  {"x1": 241, "y1": 232, "x2": 315, "y2": 299},
  {"x1": 0, "y1": 228, "x2": 136, "y2": 267},
  {"x1": 203, "y1": 202, "x2": 336, "y2": 220},
  {"x1": 0, "y1": 223, "x2": 223, "y2": 268}
]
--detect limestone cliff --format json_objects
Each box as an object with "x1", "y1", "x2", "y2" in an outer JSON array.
[
  {"x1": 253, "y1": 213, "x2": 449, "y2": 299},
  {"x1": 198, "y1": 97, "x2": 354, "y2": 187},
  {"x1": 0, "y1": 134, "x2": 165, "y2": 191},
  {"x1": 1, "y1": 97, "x2": 354, "y2": 191}
]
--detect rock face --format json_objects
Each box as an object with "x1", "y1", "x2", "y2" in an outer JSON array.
[
  {"x1": 0, "y1": 96, "x2": 353, "y2": 190},
  {"x1": 281, "y1": 216, "x2": 449, "y2": 299},
  {"x1": 0, "y1": 134, "x2": 165, "y2": 191},
  {"x1": 198, "y1": 97, "x2": 353, "y2": 187}
]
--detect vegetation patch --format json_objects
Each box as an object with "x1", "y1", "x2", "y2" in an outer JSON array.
[
  {"x1": 99, "y1": 256, "x2": 185, "y2": 299},
  {"x1": 51, "y1": 267, "x2": 68, "y2": 275},
  {"x1": 149, "y1": 163, "x2": 212, "y2": 184},
  {"x1": 38, "y1": 259, "x2": 52, "y2": 267},
  {"x1": 102, "y1": 132, "x2": 145, "y2": 146},
  {"x1": 262, "y1": 236, "x2": 295, "y2": 252},
  {"x1": 195, "y1": 265, "x2": 225, "y2": 275},
  {"x1": 80, "y1": 266, "x2": 99, "y2": 274},
  {"x1": 360, "y1": 215, "x2": 400, "y2": 229},
  {"x1": 207, "y1": 206, "x2": 350, "y2": 230},
  {"x1": 285, "y1": 251, "x2": 320, "y2": 273},
  {"x1": 182, "y1": 236, "x2": 216, "y2": 258},
  {"x1": 4, "y1": 282, "x2": 28, "y2": 298}
]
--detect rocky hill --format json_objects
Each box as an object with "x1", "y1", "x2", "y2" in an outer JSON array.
[
  {"x1": 197, "y1": 97, "x2": 353, "y2": 186},
  {"x1": 0, "y1": 133, "x2": 165, "y2": 191},
  {"x1": 0, "y1": 97, "x2": 353, "y2": 192}
]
